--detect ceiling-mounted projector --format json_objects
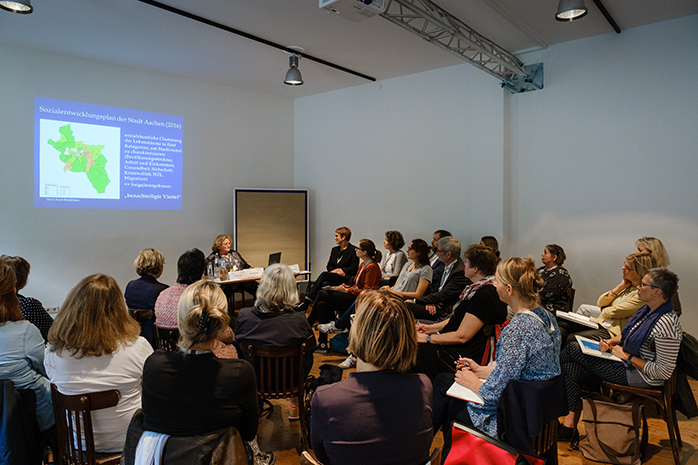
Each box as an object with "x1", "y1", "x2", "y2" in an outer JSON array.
[{"x1": 320, "y1": 0, "x2": 386, "y2": 22}]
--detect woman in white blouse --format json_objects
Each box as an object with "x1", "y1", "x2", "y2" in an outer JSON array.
[{"x1": 379, "y1": 230, "x2": 407, "y2": 286}]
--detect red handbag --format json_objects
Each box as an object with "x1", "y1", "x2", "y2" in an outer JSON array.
[{"x1": 444, "y1": 422, "x2": 546, "y2": 465}]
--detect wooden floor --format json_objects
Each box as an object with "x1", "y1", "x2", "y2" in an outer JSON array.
[{"x1": 250, "y1": 346, "x2": 698, "y2": 465}]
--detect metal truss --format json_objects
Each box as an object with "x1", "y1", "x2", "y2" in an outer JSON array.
[{"x1": 381, "y1": 0, "x2": 529, "y2": 81}]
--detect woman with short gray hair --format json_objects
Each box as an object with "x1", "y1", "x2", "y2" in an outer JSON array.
[{"x1": 235, "y1": 263, "x2": 315, "y2": 420}]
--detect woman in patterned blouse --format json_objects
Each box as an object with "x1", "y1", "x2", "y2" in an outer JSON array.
[
  {"x1": 537, "y1": 244, "x2": 573, "y2": 314},
  {"x1": 444, "y1": 257, "x2": 561, "y2": 439}
]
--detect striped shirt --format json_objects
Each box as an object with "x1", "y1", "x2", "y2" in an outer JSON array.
[{"x1": 630, "y1": 312, "x2": 682, "y2": 387}]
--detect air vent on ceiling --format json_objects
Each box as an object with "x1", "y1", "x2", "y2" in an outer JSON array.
[{"x1": 320, "y1": 0, "x2": 386, "y2": 22}]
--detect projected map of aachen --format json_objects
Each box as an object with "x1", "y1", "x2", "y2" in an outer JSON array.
[{"x1": 47, "y1": 124, "x2": 110, "y2": 193}]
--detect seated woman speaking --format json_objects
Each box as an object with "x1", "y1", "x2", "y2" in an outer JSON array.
[
  {"x1": 311, "y1": 290, "x2": 433, "y2": 465},
  {"x1": 432, "y1": 257, "x2": 560, "y2": 458},
  {"x1": 415, "y1": 244, "x2": 507, "y2": 380},
  {"x1": 558, "y1": 268, "x2": 682, "y2": 439}
]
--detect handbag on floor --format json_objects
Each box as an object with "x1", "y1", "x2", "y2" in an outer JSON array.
[
  {"x1": 578, "y1": 393, "x2": 647, "y2": 465},
  {"x1": 443, "y1": 422, "x2": 546, "y2": 465}
]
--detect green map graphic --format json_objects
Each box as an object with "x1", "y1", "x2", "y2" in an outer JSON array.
[{"x1": 47, "y1": 124, "x2": 110, "y2": 194}]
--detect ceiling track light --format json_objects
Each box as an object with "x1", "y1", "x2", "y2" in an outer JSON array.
[
  {"x1": 284, "y1": 55, "x2": 303, "y2": 86},
  {"x1": 555, "y1": 0, "x2": 587, "y2": 22},
  {"x1": 0, "y1": 0, "x2": 33, "y2": 14}
]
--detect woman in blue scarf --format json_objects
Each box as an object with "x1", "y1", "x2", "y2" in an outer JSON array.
[{"x1": 558, "y1": 268, "x2": 682, "y2": 440}]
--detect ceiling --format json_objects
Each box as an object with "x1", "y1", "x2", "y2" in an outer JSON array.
[{"x1": 0, "y1": 0, "x2": 696, "y2": 98}]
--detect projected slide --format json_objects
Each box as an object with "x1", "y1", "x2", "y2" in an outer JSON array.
[{"x1": 35, "y1": 97, "x2": 183, "y2": 209}]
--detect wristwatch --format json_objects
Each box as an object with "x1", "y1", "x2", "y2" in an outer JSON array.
[
  {"x1": 426, "y1": 335, "x2": 432, "y2": 344},
  {"x1": 627, "y1": 354, "x2": 633, "y2": 364}
]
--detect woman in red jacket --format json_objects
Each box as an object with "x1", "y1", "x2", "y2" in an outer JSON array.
[{"x1": 312, "y1": 239, "x2": 382, "y2": 352}]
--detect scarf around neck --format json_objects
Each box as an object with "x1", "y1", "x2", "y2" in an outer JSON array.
[
  {"x1": 459, "y1": 276, "x2": 495, "y2": 302},
  {"x1": 621, "y1": 299, "x2": 674, "y2": 356}
]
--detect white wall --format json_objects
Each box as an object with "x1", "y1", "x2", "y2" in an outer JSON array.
[
  {"x1": 294, "y1": 14, "x2": 698, "y2": 336},
  {"x1": 294, "y1": 64, "x2": 504, "y2": 273},
  {"x1": 507, "y1": 15, "x2": 698, "y2": 334},
  {"x1": 0, "y1": 43, "x2": 295, "y2": 307}
]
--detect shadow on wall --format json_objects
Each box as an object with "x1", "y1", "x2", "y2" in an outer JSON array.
[{"x1": 513, "y1": 212, "x2": 698, "y2": 336}]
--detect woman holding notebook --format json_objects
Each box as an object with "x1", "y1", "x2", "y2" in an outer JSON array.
[{"x1": 431, "y1": 257, "x2": 560, "y2": 458}]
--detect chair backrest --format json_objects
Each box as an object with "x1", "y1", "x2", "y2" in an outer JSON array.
[
  {"x1": 238, "y1": 336, "x2": 314, "y2": 399},
  {"x1": 424, "y1": 447, "x2": 441, "y2": 465},
  {"x1": 300, "y1": 451, "x2": 322, "y2": 465},
  {"x1": 155, "y1": 326, "x2": 180, "y2": 352},
  {"x1": 51, "y1": 384, "x2": 120, "y2": 465},
  {"x1": 567, "y1": 288, "x2": 576, "y2": 313}
]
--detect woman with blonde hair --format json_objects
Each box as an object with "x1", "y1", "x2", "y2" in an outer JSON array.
[
  {"x1": 125, "y1": 248, "x2": 168, "y2": 348},
  {"x1": 311, "y1": 290, "x2": 433, "y2": 465},
  {"x1": 560, "y1": 252, "x2": 656, "y2": 345},
  {"x1": 636, "y1": 236, "x2": 681, "y2": 316},
  {"x1": 45, "y1": 274, "x2": 153, "y2": 452},
  {"x1": 141, "y1": 280, "x2": 274, "y2": 465},
  {"x1": 433, "y1": 257, "x2": 560, "y2": 457},
  {"x1": 0, "y1": 264, "x2": 54, "y2": 432}
]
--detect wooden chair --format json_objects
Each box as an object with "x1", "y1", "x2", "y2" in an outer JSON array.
[
  {"x1": 155, "y1": 325, "x2": 180, "y2": 352},
  {"x1": 601, "y1": 369, "x2": 681, "y2": 465},
  {"x1": 425, "y1": 447, "x2": 441, "y2": 465},
  {"x1": 531, "y1": 420, "x2": 558, "y2": 465},
  {"x1": 50, "y1": 384, "x2": 121, "y2": 465},
  {"x1": 299, "y1": 447, "x2": 441, "y2": 465},
  {"x1": 239, "y1": 336, "x2": 315, "y2": 450},
  {"x1": 300, "y1": 450, "x2": 321, "y2": 465},
  {"x1": 567, "y1": 287, "x2": 576, "y2": 313}
]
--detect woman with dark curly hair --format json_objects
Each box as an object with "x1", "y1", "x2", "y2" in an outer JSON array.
[
  {"x1": 538, "y1": 244, "x2": 573, "y2": 314},
  {"x1": 379, "y1": 230, "x2": 407, "y2": 286}
]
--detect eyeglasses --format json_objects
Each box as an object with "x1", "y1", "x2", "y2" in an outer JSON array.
[
  {"x1": 436, "y1": 249, "x2": 445, "y2": 254},
  {"x1": 356, "y1": 248, "x2": 364, "y2": 252},
  {"x1": 637, "y1": 282, "x2": 657, "y2": 289}
]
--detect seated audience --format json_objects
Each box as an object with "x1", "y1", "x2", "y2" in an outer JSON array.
[
  {"x1": 636, "y1": 236, "x2": 681, "y2": 316},
  {"x1": 298, "y1": 227, "x2": 360, "y2": 316},
  {"x1": 236, "y1": 263, "x2": 315, "y2": 419},
  {"x1": 537, "y1": 244, "x2": 573, "y2": 314},
  {"x1": 558, "y1": 268, "x2": 682, "y2": 440},
  {"x1": 311, "y1": 239, "x2": 382, "y2": 352},
  {"x1": 154, "y1": 248, "x2": 206, "y2": 329},
  {"x1": 0, "y1": 264, "x2": 54, "y2": 432},
  {"x1": 480, "y1": 236, "x2": 501, "y2": 259},
  {"x1": 154, "y1": 248, "x2": 236, "y2": 358},
  {"x1": 45, "y1": 274, "x2": 153, "y2": 453},
  {"x1": 125, "y1": 248, "x2": 168, "y2": 348},
  {"x1": 386, "y1": 239, "x2": 433, "y2": 300},
  {"x1": 0, "y1": 255, "x2": 53, "y2": 341},
  {"x1": 432, "y1": 257, "x2": 560, "y2": 458},
  {"x1": 321, "y1": 238, "x2": 433, "y2": 369},
  {"x1": 406, "y1": 236, "x2": 469, "y2": 321},
  {"x1": 559, "y1": 253, "x2": 655, "y2": 345},
  {"x1": 311, "y1": 290, "x2": 433, "y2": 465},
  {"x1": 379, "y1": 230, "x2": 407, "y2": 285},
  {"x1": 142, "y1": 280, "x2": 273, "y2": 465},
  {"x1": 428, "y1": 230, "x2": 452, "y2": 293},
  {"x1": 207, "y1": 234, "x2": 258, "y2": 303},
  {"x1": 415, "y1": 244, "x2": 507, "y2": 380}
]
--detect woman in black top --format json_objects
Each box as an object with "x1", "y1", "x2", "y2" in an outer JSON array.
[
  {"x1": 141, "y1": 280, "x2": 274, "y2": 465},
  {"x1": 414, "y1": 244, "x2": 508, "y2": 380}
]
